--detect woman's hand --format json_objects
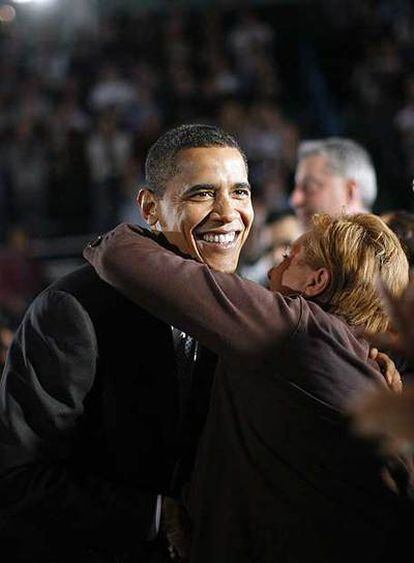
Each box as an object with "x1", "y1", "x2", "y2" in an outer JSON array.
[{"x1": 369, "y1": 347, "x2": 402, "y2": 392}]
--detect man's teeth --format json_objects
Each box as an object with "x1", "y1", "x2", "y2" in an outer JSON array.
[{"x1": 200, "y1": 232, "x2": 237, "y2": 244}]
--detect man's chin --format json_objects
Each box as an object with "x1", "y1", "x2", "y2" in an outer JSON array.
[
  {"x1": 296, "y1": 211, "x2": 312, "y2": 230},
  {"x1": 198, "y1": 252, "x2": 239, "y2": 273},
  {"x1": 195, "y1": 242, "x2": 240, "y2": 273}
]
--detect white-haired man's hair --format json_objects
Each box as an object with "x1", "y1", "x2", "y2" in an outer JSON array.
[{"x1": 297, "y1": 138, "x2": 377, "y2": 210}]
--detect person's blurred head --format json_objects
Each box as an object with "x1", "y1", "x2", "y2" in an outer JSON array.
[
  {"x1": 291, "y1": 138, "x2": 377, "y2": 229},
  {"x1": 381, "y1": 210, "x2": 414, "y2": 267},
  {"x1": 268, "y1": 213, "x2": 408, "y2": 333},
  {"x1": 265, "y1": 213, "x2": 302, "y2": 266},
  {"x1": 139, "y1": 123, "x2": 254, "y2": 273}
]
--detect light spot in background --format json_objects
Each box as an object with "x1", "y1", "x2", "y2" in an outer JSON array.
[
  {"x1": 12, "y1": 0, "x2": 58, "y2": 4},
  {"x1": 0, "y1": 5, "x2": 16, "y2": 23}
]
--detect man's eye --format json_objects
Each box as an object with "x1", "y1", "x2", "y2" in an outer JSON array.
[
  {"x1": 233, "y1": 189, "x2": 250, "y2": 198},
  {"x1": 303, "y1": 182, "x2": 320, "y2": 194},
  {"x1": 192, "y1": 191, "x2": 214, "y2": 199}
]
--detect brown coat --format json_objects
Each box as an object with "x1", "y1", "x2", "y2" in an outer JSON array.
[{"x1": 85, "y1": 225, "x2": 414, "y2": 563}]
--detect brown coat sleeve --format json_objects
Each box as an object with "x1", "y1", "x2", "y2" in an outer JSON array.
[{"x1": 84, "y1": 224, "x2": 302, "y2": 364}]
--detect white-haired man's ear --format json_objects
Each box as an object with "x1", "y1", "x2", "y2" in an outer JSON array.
[{"x1": 345, "y1": 179, "x2": 360, "y2": 209}]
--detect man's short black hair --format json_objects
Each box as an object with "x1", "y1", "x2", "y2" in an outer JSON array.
[{"x1": 145, "y1": 123, "x2": 248, "y2": 195}]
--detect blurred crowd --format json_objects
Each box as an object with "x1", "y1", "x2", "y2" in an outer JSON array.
[{"x1": 0, "y1": 0, "x2": 413, "y2": 350}]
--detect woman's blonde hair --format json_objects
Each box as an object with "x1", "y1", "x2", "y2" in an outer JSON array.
[{"x1": 303, "y1": 213, "x2": 409, "y2": 332}]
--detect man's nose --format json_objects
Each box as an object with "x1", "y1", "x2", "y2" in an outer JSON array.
[
  {"x1": 289, "y1": 185, "x2": 304, "y2": 209},
  {"x1": 210, "y1": 195, "x2": 239, "y2": 222}
]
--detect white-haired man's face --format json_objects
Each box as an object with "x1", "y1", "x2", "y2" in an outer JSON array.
[{"x1": 290, "y1": 154, "x2": 356, "y2": 229}]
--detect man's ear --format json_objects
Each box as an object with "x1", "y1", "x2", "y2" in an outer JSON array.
[
  {"x1": 303, "y1": 268, "x2": 330, "y2": 298},
  {"x1": 345, "y1": 179, "x2": 358, "y2": 206},
  {"x1": 137, "y1": 188, "x2": 159, "y2": 227}
]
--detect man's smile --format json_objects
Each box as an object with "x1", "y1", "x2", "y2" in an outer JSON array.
[{"x1": 194, "y1": 229, "x2": 242, "y2": 249}]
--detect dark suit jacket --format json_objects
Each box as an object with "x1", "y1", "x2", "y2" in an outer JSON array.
[{"x1": 0, "y1": 264, "x2": 215, "y2": 562}]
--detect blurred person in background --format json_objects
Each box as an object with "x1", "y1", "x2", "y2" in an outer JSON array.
[
  {"x1": 0, "y1": 123, "x2": 253, "y2": 563},
  {"x1": 0, "y1": 225, "x2": 47, "y2": 320},
  {"x1": 352, "y1": 277, "x2": 414, "y2": 456},
  {"x1": 89, "y1": 63, "x2": 136, "y2": 114},
  {"x1": 226, "y1": 8, "x2": 275, "y2": 99},
  {"x1": 242, "y1": 102, "x2": 298, "y2": 173},
  {"x1": 125, "y1": 62, "x2": 162, "y2": 141},
  {"x1": 240, "y1": 210, "x2": 302, "y2": 285},
  {"x1": 290, "y1": 137, "x2": 378, "y2": 230},
  {"x1": 7, "y1": 118, "x2": 51, "y2": 236},
  {"x1": 380, "y1": 209, "x2": 414, "y2": 383},
  {"x1": 394, "y1": 75, "x2": 414, "y2": 179},
  {"x1": 117, "y1": 155, "x2": 148, "y2": 228},
  {"x1": 381, "y1": 209, "x2": 414, "y2": 267},
  {"x1": 48, "y1": 81, "x2": 92, "y2": 235},
  {"x1": 85, "y1": 212, "x2": 411, "y2": 563},
  {"x1": 265, "y1": 212, "x2": 303, "y2": 265},
  {"x1": 86, "y1": 107, "x2": 133, "y2": 232}
]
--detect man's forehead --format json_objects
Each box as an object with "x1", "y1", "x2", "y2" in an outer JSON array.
[
  {"x1": 159, "y1": 148, "x2": 248, "y2": 199},
  {"x1": 175, "y1": 146, "x2": 245, "y2": 168},
  {"x1": 296, "y1": 153, "x2": 342, "y2": 180}
]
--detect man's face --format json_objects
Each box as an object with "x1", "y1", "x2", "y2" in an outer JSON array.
[
  {"x1": 290, "y1": 154, "x2": 350, "y2": 229},
  {"x1": 144, "y1": 146, "x2": 254, "y2": 273},
  {"x1": 267, "y1": 237, "x2": 316, "y2": 294}
]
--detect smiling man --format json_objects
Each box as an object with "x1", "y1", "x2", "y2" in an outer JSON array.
[
  {"x1": 140, "y1": 132, "x2": 253, "y2": 273},
  {"x1": 0, "y1": 124, "x2": 253, "y2": 563}
]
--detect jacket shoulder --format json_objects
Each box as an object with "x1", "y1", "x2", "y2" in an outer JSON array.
[
  {"x1": 50, "y1": 263, "x2": 112, "y2": 296},
  {"x1": 43, "y1": 263, "x2": 131, "y2": 311},
  {"x1": 39, "y1": 263, "x2": 166, "y2": 332}
]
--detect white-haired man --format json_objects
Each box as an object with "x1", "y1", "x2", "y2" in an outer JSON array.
[{"x1": 290, "y1": 137, "x2": 377, "y2": 229}]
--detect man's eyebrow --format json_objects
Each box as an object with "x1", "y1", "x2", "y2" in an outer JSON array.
[
  {"x1": 296, "y1": 175, "x2": 322, "y2": 185},
  {"x1": 234, "y1": 182, "x2": 251, "y2": 191},
  {"x1": 184, "y1": 184, "x2": 217, "y2": 195}
]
